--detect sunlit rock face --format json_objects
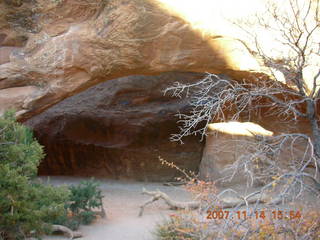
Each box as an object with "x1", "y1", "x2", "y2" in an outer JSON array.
[
  {"x1": 26, "y1": 72, "x2": 205, "y2": 180},
  {"x1": 0, "y1": 0, "x2": 264, "y2": 120},
  {"x1": 200, "y1": 121, "x2": 275, "y2": 187}
]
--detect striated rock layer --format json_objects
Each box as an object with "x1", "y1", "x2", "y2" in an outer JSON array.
[
  {"x1": 0, "y1": 0, "x2": 261, "y2": 120},
  {"x1": 26, "y1": 72, "x2": 205, "y2": 181}
]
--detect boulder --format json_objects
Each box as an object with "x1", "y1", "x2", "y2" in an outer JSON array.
[
  {"x1": 199, "y1": 118, "x2": 313, "y2": 187},
  {"x1": 200, "y1": 122, "x2": 274, "y2": 187}
]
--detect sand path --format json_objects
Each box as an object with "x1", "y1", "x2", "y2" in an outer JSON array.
[{"x1": 42, "y1": 177, "x2": 192, "y2": 240}]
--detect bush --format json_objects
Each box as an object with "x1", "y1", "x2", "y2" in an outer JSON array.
[
  {"x1": 68, "y1": 179, "x2": 103, "y2": 214},
  {"x1": 0, "y1": 111, "x2": 105, "y2": 239},
  {"x1": 43, "y1": 179, "x2": 104, "y2": 231},
  {"x1": 154, "y1": 159, "x2": 320, "y2": 240},
  {"x1": 154, "y1": 180, "x2": 320, "y2": 240},
  {"x1": 68, "y1": 179, "x2": 104, "y2": 224},
  {"x1": 0, "y1": 111, "x2": 69, "y2": 239},
  {"x1": 155, "y1": 213, "x2": 201, "y2": 240}
]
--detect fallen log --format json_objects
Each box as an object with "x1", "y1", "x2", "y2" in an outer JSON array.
[
  {"x1": 51, "y1": 225, "x2": 82, "y2": 239},
  {"x1": 138, "y1": 187, "x2": 282, "y2": 217},
  {"x1": 139, "y1": 188, "x2": 200, "y2": 216}
]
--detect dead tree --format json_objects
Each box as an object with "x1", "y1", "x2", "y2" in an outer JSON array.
[
  {"x1": 165, "y1": 0, "x2": 320, "y2": 175},
  {"x1": 151, "y1": 1, "x2": 320, "y2": 239},
  {"x1": 232, "y1": 0, "x2": 320, "y2": 159},
  {"x1": 158, "y1": 0, "x2": 320, "y2": 227}
]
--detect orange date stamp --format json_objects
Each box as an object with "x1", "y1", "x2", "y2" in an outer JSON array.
[{"x1": 206, "y1": 209, "x2": 301, "y2": 220}]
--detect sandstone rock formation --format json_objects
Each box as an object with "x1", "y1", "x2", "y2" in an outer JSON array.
[
  {"x1": 26, "y1": 72, "x2": 205, "y2": 180},
  {"x1": 199, "y1": 118, "x2": 312, "y2": 187},
  {"x1": 0, "y1": 0, "x2": 261, "y2": 120},
  {"x1": 2, "y1": 0, "x2": 307, "y2": 180}
]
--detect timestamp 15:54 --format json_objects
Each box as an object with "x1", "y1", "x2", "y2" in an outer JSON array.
[{"x1": 206, "y1": 209, "x2": 302, "y2": 220}]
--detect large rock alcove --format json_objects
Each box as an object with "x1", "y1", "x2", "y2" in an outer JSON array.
[
  {"x1": 0, "y1": 0, "x2": 289, "y2": 180},
  {"x1": 26, "y1": 72, "x2": 205, "y2": 181}
]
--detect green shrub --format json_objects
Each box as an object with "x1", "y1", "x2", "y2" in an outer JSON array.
[
  {"x1": 0, "y1": 111, "x2": 69, "y2": 239},
  {"x1": 47, "y1": 179, "x2": 104, "y2": 231},
  {"x1": 67, "y1": 179, "x2": 104, "y2": 225},
  {"x1": 0, "y1": 111, "x2": 105, "y2": 239}
]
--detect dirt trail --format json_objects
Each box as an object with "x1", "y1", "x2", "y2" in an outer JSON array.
[{"x1": 42, "y1": 177, "x2": 192, "y2": 240}]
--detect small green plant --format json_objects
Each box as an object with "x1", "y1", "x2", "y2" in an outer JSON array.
[
  {"x1": 67, "y1": 179, "x2": 104, "y2": 225},
  {"x1": 68, "y1": 179, "x2": 103, "y2": 213},
  {"x1": 42, "y1": 179, "x2": 105, "y2": 231}
]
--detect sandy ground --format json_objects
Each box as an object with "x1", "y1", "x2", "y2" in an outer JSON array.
[{"x1": 41, "y1": 177, "x2": 192, "y2": 240}]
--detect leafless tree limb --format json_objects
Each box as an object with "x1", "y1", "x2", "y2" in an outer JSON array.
[{"x1": 157, "y1": 1, "x2": 320, "y2": 239}]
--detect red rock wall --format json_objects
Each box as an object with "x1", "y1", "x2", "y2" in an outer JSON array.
[{"x1": 26, "y1": 72, "x2": 205, "y2": 180}]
